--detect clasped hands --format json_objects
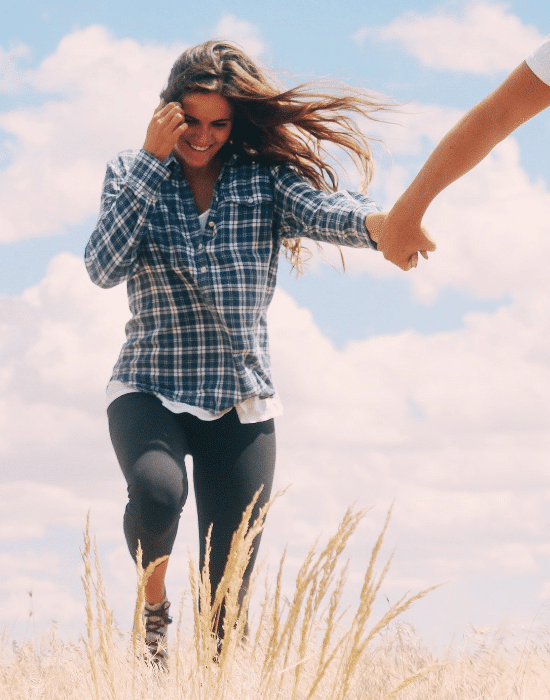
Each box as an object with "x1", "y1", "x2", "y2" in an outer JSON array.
[{"x1": 365, "y1": 212, "x2": 436, "y2": 271}]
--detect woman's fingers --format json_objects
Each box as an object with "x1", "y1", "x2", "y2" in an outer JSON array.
[
  {"x1": 154, "y1": 100, "x2": 183, "y2": 121},
  {"x1": 153, "y1": 99, "x2": 167, "y2": 115},
  {"x1": 377, "y1": 218, "x2": 436, "y2": 270},
  {"x1": 143, "y1": 101, "x2": 187, "y2": 161},
  {"x1": 153, "y1": 102, "x2": 186, "y2": 135}
]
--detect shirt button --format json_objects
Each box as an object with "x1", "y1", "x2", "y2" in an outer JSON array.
[
  {"x1": 248, "y1": 198, "x2": 254, "y2": 203},
  {"x1": 201, "y1": 266, "x2": 207, "y2": 273},
  {"x1": 198, "y1": 243, "x2": 203, "y2": 250},
  {"x1": 209, "y1": 221, "x2": 215, "y2": 227}
]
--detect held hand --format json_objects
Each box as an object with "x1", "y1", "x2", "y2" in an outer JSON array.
[
  {"x1": 364, "y1": 212, "x2": 385, "y2": 243},
  {"x1": 143, "y1": 100, "x2": 188, "y2": 163},
  {"x1": 368, "y1": 211, "x2": 436, "y2": 271}
]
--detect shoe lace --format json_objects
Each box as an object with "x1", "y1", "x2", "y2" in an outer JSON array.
[{"x1": 144, "y1": 600, "x2": 172, "y2": 635}]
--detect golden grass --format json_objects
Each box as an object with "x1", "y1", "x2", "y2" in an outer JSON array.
[{"x1": 2, "y1": 494, "x2": 550, "y2": 698}]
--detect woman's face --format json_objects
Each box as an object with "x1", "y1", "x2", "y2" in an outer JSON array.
[{"x1": 174, "y1": 92, "x2": 234, "y2": 173}]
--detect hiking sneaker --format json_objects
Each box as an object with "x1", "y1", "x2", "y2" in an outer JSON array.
[{"x1": 142, "y1": 597, "x2": 172, "y2": 670}]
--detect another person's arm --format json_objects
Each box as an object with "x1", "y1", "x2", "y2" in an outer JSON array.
[{"x1": 378, "y1": 60, "x2": 550, "y2": 270}]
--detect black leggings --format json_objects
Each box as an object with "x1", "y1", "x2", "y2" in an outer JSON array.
[{"x1": 107, "y1": 392, "x2": 276, "y2": 615}]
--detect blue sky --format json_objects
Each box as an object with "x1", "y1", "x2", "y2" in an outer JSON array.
[
  {"x1": 0, "y1": 0, "x2": 547, "y2": 347},
  {"x1": 1, "y1": 0, "x2": 550, "y2": 651}
]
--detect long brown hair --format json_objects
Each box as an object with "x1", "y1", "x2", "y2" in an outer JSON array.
[{"x1": 160, "y1": 40, "x2": 394, "y2": 270}]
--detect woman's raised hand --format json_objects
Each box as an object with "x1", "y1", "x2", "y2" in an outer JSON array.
[{"x1": 143, "y1": 100, "x2": 188, "y2": 163}]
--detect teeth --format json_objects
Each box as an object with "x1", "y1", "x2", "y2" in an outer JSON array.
[{"x1": 189, "y1": 144, "x2": 210, "y2": 152}]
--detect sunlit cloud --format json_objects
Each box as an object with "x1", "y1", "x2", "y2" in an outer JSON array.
[
  {"x1": 1, "y1": 11, "x2": 549, "y2": 647},
  {"x1": 212, "y1": 15, "x2": 266, "y2": 58},
  {"x1": 3, "y1": 252, "x2": 550, "y2": 640},
  {"x1": 0, "y1": 26, "x2": 183, "y2": 243},
  {"x1": 329, "y1": 104, "x2": 550, "y2": 305},
  {"x1": 0, "y1": 43, "x2": 29, "y2": 92},
  {"x1": 0, "y1": 17, "x2": 265, "y2": 244},
  {"x1": 354, "y1": 2, "x2": 544, "y2": 74}
]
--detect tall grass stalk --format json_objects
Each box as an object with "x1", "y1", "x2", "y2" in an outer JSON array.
[
  {"x1": 81, "y1": 512, "x2": 100, "y2": 700},
  {"x1": 3, "y1": 498, "x2": 549, "y2": 698}
]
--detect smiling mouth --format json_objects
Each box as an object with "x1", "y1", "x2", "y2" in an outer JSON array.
[{"x1": 188, "y1": 143, "x2": 211, "y2": 152}]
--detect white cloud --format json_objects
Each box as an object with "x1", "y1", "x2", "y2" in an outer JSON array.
[
  {"x1": 0, "y1": 19, "x2": 266, "y2": 244},
  {"x1": 3, "y1": 246, "x2": 546, "y2": 530},
  {"x1": 0, "y1": 576, "x2": 83, "y2": 628},
  {"x1": 333, "y1": 102, "x2": 550, "y2": 305},
  {"x1": 0, "y1": 551, "x2": 61, "y2": 576},
  {"x1": 265, "y1": 278, "x2": 550, "y2": 631},
  {"x1": 212, "y1": 15, "x2": 265, "y2": 59},
  {"x1": 0, "y1": 26, "x2": 184, "y2": 243},
  {"x1": 21, "y1": 253, "x2": 129, "y2": 395},
  {"x1": 0, "y1": 44, "x2": 29, "y2": 92},
  {"x1": 412, "y1": 142, "x2": 550, "y2": 302},
  {"x1": 0, "y1": 253, "x2": 130, "y2": 495},
  {"x1": 354, "y1": 2, "x2": 545, "y2": 74},
  {"x1": 0, "y1": 481, "x2": 122, "y2": 542},
  {"x1": 1, "y1": 11, "x2": 550, "y2": 639},
  {"x1": 2, "y1": 252, "x2": 550, "y2": 642}
]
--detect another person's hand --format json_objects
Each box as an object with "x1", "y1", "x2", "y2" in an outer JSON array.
[
  {"x1": 143, "y1": 100, "x2": 188, "y2": 163},
  {"x1": 373, "y1": 211, "x2": 436, "y2": 271}
]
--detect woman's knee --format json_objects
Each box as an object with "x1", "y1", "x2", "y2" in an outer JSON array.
[{"x1": 128, "y1": 450, "x2": 188, "y2": 533}]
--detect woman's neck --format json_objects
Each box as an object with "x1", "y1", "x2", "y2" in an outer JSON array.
[
  {"x1": 178, "y1": 156, "x2": 223, "y2": 215},
  {"x1": 177, "y1": 154, "x2": 223, "y2": 184}
]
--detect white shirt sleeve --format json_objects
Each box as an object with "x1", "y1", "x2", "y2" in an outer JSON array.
[{"x1": 526, "y1": 35, "x2": 550, "y2": 86}]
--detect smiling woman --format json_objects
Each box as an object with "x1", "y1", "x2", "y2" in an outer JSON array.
[
  {"x1": 175, "y1": 94, "x2": 233, "y2": 167},
  {"x1": 84, "y1": 38, "x2": 395, "y2": 670},
  {"x1": 157, "y1": 93, "x2": 235, "y2": 214}
]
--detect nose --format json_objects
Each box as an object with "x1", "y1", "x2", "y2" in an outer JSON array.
[{"x1": 196, "y1": 126, "x2": 212, "y2": 144}]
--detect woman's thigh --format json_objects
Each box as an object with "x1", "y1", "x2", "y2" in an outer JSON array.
[
  {"x1": 107, "y1": 392, "x2": 190, "y2": 521},
  {"x1": 186, "y1": 410, "x2": 276, "y2": 579}
]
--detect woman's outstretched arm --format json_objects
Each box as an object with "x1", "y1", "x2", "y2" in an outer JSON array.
[{"x1": 378, "y1": 60, "x2": 550, "y2": 270}]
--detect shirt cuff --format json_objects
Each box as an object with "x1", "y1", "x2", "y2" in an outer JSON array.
[
  {"x1": 345, "y1": 194, "x2": 382, "y2": 249},
  {"x1": 124, "y1": 149, "x2": 173, "y2": 201}
]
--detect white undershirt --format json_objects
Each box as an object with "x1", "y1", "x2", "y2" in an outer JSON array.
[
  {"x1": 526, "y1": 35, "x2": 550, "y2": 86},
  {"x1": 106, "y1": 207, "x2": 283, "y2": 423}
]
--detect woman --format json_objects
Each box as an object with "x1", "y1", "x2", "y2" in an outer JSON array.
[
  {"x1": 376, "y1": 34, "x2": 550, "y2": 270},
  {"x1": 85, "y1": 40, "x2": 388, "y2": 668}
]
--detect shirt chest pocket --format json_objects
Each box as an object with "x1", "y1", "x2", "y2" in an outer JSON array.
[{"x1": 215, "y1": 190, "x2": 275, "y2": 251}]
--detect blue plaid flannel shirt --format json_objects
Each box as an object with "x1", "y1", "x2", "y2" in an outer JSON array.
[{"x1": 85, "y1": 149, "x2": 380, "y2": 412}]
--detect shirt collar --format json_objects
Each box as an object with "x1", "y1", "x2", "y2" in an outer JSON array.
[{"x1": 165, "y1": 152, "x2": 181, "y2": 174}]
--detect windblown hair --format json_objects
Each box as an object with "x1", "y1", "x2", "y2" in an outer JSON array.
[{"x1": 160, "y1": 40, "x2": 394, "y2": 270}]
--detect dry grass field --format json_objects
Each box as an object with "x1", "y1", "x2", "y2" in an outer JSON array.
[{"x1": 2, "y1": 493, "x2": 549, "y2": 699}]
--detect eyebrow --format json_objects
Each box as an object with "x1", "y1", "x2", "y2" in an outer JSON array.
[{"x1": 185, "y1": 115, "x2": 232, "y2": 124}]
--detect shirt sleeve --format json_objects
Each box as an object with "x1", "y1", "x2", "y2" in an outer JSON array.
[
  {"x1": 84, "y1": 149, "x2": 172, "y2": 288},
  {"x1": 526, "y1": 35, "x2": 550, "y2": 87},
  {"x1": 270, "y1": 164, "x2": 381, "y2": 249}
]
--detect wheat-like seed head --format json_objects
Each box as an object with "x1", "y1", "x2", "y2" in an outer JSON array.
[{"x1": 12, "y1": 501, "x2": 546, "y2": 699}]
